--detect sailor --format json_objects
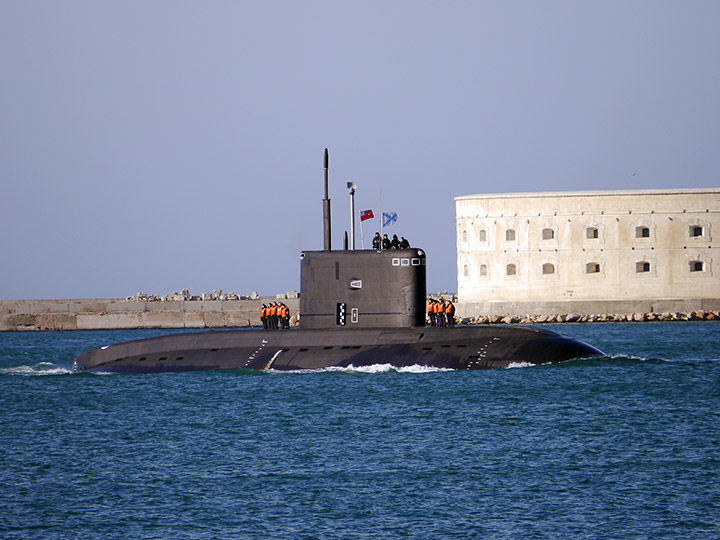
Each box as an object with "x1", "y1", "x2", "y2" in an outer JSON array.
[
  {"x1": 372, "y1": 232, "x2": 381, "y2": 250},
  {"x1": 281, "y1": 303, "x2": 289, "y2": 329},
  {"x1": 382, "y1": 234, "x2": 391, "y2": 249},
  {"x1": 427, "y1": 298, "x2": 436, "y2": 327},
  {"x1": 445, "y1": 300, "x2": 455, "y2": 327},
  {"x1": 435, "y1": 299, "x2": 445, "y2": 327},
  {"x1": 284, "y1": 304, "x2": 290, "y2": 328},
  {"x1": 391, "y1": 234, "x2": 400, "y2": 249},
  {"x1": 275, "y1": 303, "x2": 282, "y2": 329},
  {"x1": 270, "y1": 302, "x2": 278, "y2": 329},
  {"x1": 260, "y1": 304, "x2": 268, "y2": 329},
  {"x1": 399, "y1": 236, "x2": 410, "y2": 249}
]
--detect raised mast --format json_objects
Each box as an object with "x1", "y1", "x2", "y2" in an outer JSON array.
[{"x1": 323, "y1": 148, "x2": 332, "y2": 251}]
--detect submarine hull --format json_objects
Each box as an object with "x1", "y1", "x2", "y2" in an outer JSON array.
[{"x1": 72, "y1": 326, "x2": 602, "y2": 373}]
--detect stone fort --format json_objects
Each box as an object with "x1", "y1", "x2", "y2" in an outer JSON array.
[{"x1": 455, "y1": 188, "x2": 720, "y2": 318}]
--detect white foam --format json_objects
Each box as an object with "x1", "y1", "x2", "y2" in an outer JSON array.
[
  {"x1": 271, "y1": 363, "x2": 452, "y2": 374},
  {"x1": 506, "y1": 361, "x2": 536, "y2": 369},
  {"x1": 0, "y1": 364, "x2": 73, "y2": 376}
]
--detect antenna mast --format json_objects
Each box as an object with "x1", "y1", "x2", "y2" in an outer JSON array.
[{"x1": 323, "y1": 148, "x2": 331, "y2": 251}]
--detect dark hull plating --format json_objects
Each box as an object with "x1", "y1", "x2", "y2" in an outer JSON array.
[{"x1": 72, "y1": 326, "x2": 603, "y2": 373}]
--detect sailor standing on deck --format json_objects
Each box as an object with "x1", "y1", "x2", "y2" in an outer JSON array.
[
  {"x1": 260, "y1": 304, "x2": 268, "y2": 329},
  {"x1": 284, "y1": 304, "x2": 290, "y2": 328},
  {"x1": 436, "y1": 299, "x2": 445, "y2": 327},
  {"x1": 281, "y1": 303, "x2": 289, "y2": 329},
  {"x1": 445, "y1": 300, "x2": 455, "y2": 328},
  {"x1": 427, "y1": 298, "x2": 436, "y2": 327},
  {"x1": 372, "y1": 232, "x2": 381, "y2": 250},
  {"x1": 270, "y1": 302, "x2": 278, "y2": 329}
]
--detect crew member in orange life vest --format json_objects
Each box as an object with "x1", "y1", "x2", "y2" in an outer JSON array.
[
  {"x1": 260, "y1": 304, "x2": 268, "y2": 329},
  {"x1": 428, "y1": 298, "x2": 435, "y2": 326},
  {"x1": 444, "y1": 300, "x2": 456, "y2": 327}
]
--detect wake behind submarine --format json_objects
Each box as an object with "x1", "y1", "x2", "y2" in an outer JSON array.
[{"x1": 73, "y1": 150, "x2": 602, "y2": 373}]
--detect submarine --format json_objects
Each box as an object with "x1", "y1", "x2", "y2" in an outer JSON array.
[{"x1": 72, "y1": 150, "x2": 602, "y2": 373}]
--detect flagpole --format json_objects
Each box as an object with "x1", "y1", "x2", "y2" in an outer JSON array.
[
  {"x1": 360, "y1": 212, "x2": 365, "y2": 249},
  {"x1": 379, "y1": 188, "x2": 383, "y2": 240}
]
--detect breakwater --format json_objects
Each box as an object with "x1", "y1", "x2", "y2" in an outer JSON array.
[
  {"x1": 0, "y1": 298, "x2": 299, "y2": 332},
  {"x1": 463, "y1": 310, "x2": 720, "y2": 325},
  {"x1": 2, "y1": 297, "x2": 718, "y2": 331}
]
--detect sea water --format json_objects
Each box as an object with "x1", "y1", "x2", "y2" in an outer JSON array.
[{"x1": 1, "y1": 323, "x2": 718, "y2": 540}]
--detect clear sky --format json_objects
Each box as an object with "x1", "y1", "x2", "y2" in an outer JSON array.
[{"x1": 1, "y1": 1, "x2": 719, "y2": 300}]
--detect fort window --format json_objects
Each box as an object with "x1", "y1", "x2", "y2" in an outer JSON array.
[
  {"x1": 462, "y1": 229, "x2": 468, "y2": 242},
  {"x1": 636, "y1": 261, "x2": 651, "y2": 273},
  {"x1": 586, "y1": 227, "x2": 599, "y2": 239},
  {"x1": 478, "y1": 229, "x2": 487, "y2": 242},
  {"x1": 506, "y1": 264, "x2": 517, "y2": 276},
  {"x1": 542, "y1": 263, "x2": 555, "y2": 275},
  {"x1": 690, "y1": 261, "x2": 704, "y2": 272},
  {"x1": 586, "y1": 262, "x2": 600, "y2": 274},
  {"x1": 463, "y1": 264, "x2": 469, "y2": 277},
  {"x1": 691, "y1": 226, "x2": 704, "y2": 237},
  {"x1": 506, "y1": 229, "x2": 516, "y2": 241},
  {"x1": 479, "y1": 264, "x2": 488, "y2": 276},
  {"x1": 636, "y1": 226, "x2": 650, "y2": 238},
  {"x1": 542, "y1": 228, "x2": 554, "y2": 240}
]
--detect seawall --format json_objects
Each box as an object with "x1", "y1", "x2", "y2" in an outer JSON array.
[
  {"x1": 0, "y1": 298, "x2": 299, "y2": 331},
  {"x1": 2, "y1": 297, "x2": 718, "y2": 331}
]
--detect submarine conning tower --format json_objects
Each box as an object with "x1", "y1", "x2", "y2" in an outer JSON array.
[{"x1": 299, "y1": 149, "x2": 427, "y2": 330}]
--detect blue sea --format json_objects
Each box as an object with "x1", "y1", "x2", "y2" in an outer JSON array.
[{"x1": 1, "y1": 322, "x2": 719, "y2": 540}]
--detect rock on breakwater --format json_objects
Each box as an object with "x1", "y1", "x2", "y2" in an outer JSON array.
[{"x1": 461, "y1": 310, "x2": 720, "y2": 325}]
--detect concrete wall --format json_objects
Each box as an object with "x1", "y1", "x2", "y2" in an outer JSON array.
[
  {"x1": 456, "y1": 189, "x2": 720, "y2": 308},
  {"x1": 456, "y1": 298, "x2": 720, "y2": 319},
  {"x1": 0, "y1": 298, "x2": 299, "y2": 331}
]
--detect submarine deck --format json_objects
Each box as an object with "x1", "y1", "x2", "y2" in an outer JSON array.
[{"x1": 73, "y1": 326, "x2": 603, "y2": 373}]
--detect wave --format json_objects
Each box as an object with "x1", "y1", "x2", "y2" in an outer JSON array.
[
  {"x1": 506, "y1": 361, "x2": 541, "y2": 369},
  {"x1": 0, "y1": 362, "x2": 73, "y2": 376},
  {"x1": 546, "y1": 354, "x2": 679, "y2": 368},
  {"x1": 270, "y1": 363, "x2": 453, "y2": 374}
]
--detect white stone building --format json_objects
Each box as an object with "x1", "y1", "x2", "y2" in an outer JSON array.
[{"x1": 455, "y1": 188, "x2": 720, "y2": 317}]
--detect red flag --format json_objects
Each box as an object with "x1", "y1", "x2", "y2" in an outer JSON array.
[{"x1": 360, "y1": 209, "x2": 374, "y2": 222}]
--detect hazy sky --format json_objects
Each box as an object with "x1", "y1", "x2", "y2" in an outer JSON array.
[{"x1": 2, "y1": 1, "x2": 719, "y2": 300}]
